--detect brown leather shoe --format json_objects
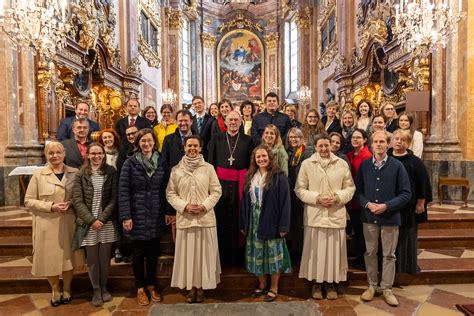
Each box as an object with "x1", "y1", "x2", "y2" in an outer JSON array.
[
  {"x1": 137, "y1": 288, "x2": 149, "y2": 306},
  {"x1": 195, "y1": 289, "x2": 206, "y2": 303},
  {"x1": 186, "y1": 288, "x2": 196, "y2": 303},
  {"x1": 147, "y1": 286, "x2": 163, "y2": 302}
]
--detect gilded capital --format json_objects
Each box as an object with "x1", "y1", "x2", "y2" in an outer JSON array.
[
  {"x1": 167, "y1": 8, "x2": 183, "y2": 30},
  {"x1": 201, "y1": 32, "x2": 216, "y2": 49},
  {"x1": 264, "y1": 32, "x2": 279, "y2": 50},
  {"x1": 296, "y1": 7, "x2": 312, "y2": 29}
]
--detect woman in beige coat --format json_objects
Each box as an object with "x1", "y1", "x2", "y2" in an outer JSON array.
[
  {"x1": 24, "y1": 141, "x2": 85, "y2": 307},
  {"x1": 166, "y1": 135, "x2": 222, "y2": 303},
  {"x1": 295, "y1": 134, "x2": 355, "y2": 300}
]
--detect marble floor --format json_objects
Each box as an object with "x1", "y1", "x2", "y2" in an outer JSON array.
[
  {"x1": 0, "y1": 283, "x2": 473, "y2": 315},
  {"x1": 0, "y1": 203, "x2": 473, "y2": 315}
]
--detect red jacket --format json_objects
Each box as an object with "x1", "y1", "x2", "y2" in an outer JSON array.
[
  {"x1": 347, "y1": 145, "x2": 372, "y2": 211},
  {"x1": 347, "y1": 145, "x2": 372, "y2": 178}
]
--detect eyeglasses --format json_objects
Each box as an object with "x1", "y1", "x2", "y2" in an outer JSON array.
[
  {"x1": 288, "y1": 136, "x2": 302, "y2": 139},
  {"x1": 384, "y1": 108, "x2": 394, "y2": 111},
  {"x1": 307, "y1": 116, "x2": 318, "y2": 119},
  {"x1": 126, "y1": 132, "x2": 137, "y2": 137}
]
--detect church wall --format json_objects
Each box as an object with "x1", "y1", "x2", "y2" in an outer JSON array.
[{"x1": 461, "y1": 0, "x2": 474, "y2": 160}]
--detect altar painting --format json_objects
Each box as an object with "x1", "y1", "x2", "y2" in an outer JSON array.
[{"x1": 217, "y1": 30, "x2": 264, "y2": 104}]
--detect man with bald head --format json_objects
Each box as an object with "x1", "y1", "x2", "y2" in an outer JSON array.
[
  {"x1": 208, "y1": 110, "x2": 254, "y2": 265},
  {"x1": 57, "y1": 101, "x2": 100, "y2": 141}
]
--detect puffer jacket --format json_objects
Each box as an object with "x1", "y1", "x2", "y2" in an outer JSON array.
[
  {"x1": 295, "y1": 152, "x2": 355, "y2": 229},
  {"x1": 72, "y1": 164, "x2": 117, "y2": 250},
  {"x1": 118, "y1": 153, "x2": 170, "y2": 240}
]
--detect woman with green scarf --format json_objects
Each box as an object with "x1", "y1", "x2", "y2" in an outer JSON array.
[{"x1": 119, "y1": 128, "x2": 171, "y2": 306}]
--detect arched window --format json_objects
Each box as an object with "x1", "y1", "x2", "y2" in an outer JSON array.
[
  {"x1": 284, "y1": 18, "x2": 299, "y2": 97},
  {"x1": 181, "y1": 16, "x2": 192, "y2": 101}
]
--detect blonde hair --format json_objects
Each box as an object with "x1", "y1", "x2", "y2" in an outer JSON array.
[
  {"x1": 263, "y1": 124, "x2": 283, "y2": 148},
  {"x1": 44, "y1": 141, "x2": 65, "y2": 156}
]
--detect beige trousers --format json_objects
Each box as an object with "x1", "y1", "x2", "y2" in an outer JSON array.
[{"x1": 363, "y1": 223, "x2": 399, "y2": 290}]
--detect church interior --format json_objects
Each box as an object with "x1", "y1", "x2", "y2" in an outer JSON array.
[{"x1": 0, "y1": 0, "x2": 473, "y2": 315}]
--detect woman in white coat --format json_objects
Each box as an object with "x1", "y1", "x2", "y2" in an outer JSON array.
[
  {"x1": 24, "y1": 141, "x2": 85, "y2": 307},
  {"x1": 166, "y1": 135, "x2": 222, "y2": 303},
  {"x1": 295, "y1": 134, "x2": 355, "y2": 300}
]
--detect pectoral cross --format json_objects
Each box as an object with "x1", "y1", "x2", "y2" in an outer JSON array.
[{"x1": 228, "y1": 155, "x2": 235, "y2": 166}]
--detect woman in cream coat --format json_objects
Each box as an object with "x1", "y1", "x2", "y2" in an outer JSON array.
[
  {"x1": 295, "y1": 134, "x2": 355, "y2": 300},
  {"x1": 25, "y1": 141, "x2": 85, "y2": 307},
  {"x1": 166, "y1": 135, "x2": 222, "y2": 303}
]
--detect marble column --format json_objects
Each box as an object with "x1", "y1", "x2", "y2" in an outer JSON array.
[
  {"x1": 264, "y1": 32, "x2": 279, "y2": 99},
  {"x1": 0, "y1": 36, "x2": 43, "y2": 206},
  {"x1": 165, "y1": 8, "x2": 183, "y2": 107},
  {"x1": 201, "y1": 32, "x2": 216, "y2": 106},
  {"x1": 296, "y1": 6, "x2": 313, "y2": 118}
]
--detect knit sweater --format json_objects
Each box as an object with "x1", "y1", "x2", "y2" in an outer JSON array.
[{"x1": 355, "y1": 156, "x2": 411, "y2": 226}]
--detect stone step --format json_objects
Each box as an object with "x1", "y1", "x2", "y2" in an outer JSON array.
[
  {"x1": 418, "y1": 228, "x2": 474, "y2": 248},
  {"x1": 0, "y1": 256, "x2": 473, "y2": 294},
  {"x1": 0, "y1": 220, "x2": 32, "y2": 237},
  {"x1": 419, "y1": 212, "x2": 474, "y2": 230}
]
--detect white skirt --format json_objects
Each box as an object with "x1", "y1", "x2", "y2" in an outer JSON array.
[
  {"x1": 171, "y1": 226, "x2": 221, "y2": 290},
  {"x1": 299, "y1": 227, "x2": 348, "y2": 283}
]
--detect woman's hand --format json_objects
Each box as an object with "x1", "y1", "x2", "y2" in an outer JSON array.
[
  {"x1": 279, "y1": 232, "x2": 288, "y2": 238},
  {"x1": 51, "y1": 201, "x2": 69, "y2": 214},
  {"x1": 92, "y1": 220, "x2": 104, "y2": 231},
  {"x1": 415, "y1": 200, "x2": 426, "y2": 214},
  {"x1": 165, "y1": 215, "x2": 176, "y2": 225},
  {"x1": 122, "y1": 219, "x2": 133, "y2": 231},
  {"x1": 240, "y1": 229, "x2": 246, "y2": 237}
]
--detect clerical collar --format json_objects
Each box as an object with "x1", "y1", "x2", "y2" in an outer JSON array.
[{"x1": 227, "y1": 131, "x2": 239, "y2": 138}]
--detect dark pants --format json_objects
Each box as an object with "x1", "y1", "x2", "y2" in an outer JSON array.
[
  {"x1": 131, "y1": 238, "x2": 160, "y2": 289},
  {"x1": 349, "y1": 211, "x2": 366, "y2": 263}
]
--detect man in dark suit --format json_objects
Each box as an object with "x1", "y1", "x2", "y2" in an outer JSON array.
[
  {"x1": 322, "y1": 101, "x2": 342, "y2": 134},
  {"x1": 61, "y1": 118, "x2": 91, "y2": 168},
  {"x1": 115, "y1": 98, "x2": 149, "y2": 141},
  {"x1": 161, "y1": 109, "x2": 195, "y2": 168},
  {"x1": 191, "y1": 96, "x2": 214, "y2": 157},
  {"x1": 57, "y1": 102, "x2": 100, "y2": 141}
]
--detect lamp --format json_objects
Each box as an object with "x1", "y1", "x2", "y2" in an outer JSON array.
[
  {"x1": 392, "y1": 0, "x2": 465, "y2": 57},
  {"x1": 297, "y1": 85, "x2": 311, "y2": 108},
  {"x1": 0, "y1": 0, "x2": 70, "y2": 60},
  {"x1": 162, "y1": 88, "x2": 177, "y2": 105}
]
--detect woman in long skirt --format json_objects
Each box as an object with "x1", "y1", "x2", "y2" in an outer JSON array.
[
  {"x1": 295, "y1": 134, "x2": 355, "y2": 300},
  {"x1": 240, "y1": 144, "x2": 292, "y2": 302},
  {"x1": 166, "y1": 135, "x2": 222, "y2": 303}
]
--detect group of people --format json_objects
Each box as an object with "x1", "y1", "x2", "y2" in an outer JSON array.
[{"x1": 24, "y1": 92, "x2": 432, "y2": 308}]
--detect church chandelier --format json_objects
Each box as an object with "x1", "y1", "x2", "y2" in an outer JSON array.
[
  {"x1": 392, "y1": 0, "x2": 465, "y2": 57},
  {"x1": 0, "y1": 0, "x2": 69, "y2": 60}
]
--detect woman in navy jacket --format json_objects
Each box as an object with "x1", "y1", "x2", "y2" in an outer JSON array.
[
  {"x1": 240, "y1": 144, "x2": 291, "y2": 302},
  {"x1": 119, "y1": 128, "x2": 170, "y2": 306}
]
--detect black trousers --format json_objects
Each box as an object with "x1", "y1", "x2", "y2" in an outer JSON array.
[{"x1": 131, "y1": 238, "x2": 161, "y2": 289}]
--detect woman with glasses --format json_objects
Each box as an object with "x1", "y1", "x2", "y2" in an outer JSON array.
[
  {"x1": 285, "y1": 128, "x2": 311, "y2": 261},
  {"x1": 154, "y1": 104, "x2": 177, "y2": 153},
  {"x1": 142, "y1": 106, "x2": 159, "y2": 129},
  {"x1": 72, "y1": 143, "x2": 118, "y2": 307},
  {"x1": 379, "y1": 102, "x2": 398, "y2": 133}
]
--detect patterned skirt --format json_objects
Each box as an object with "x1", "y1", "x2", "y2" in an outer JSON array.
[{"x1": 245, "y1": 204, "x2": 291, "y2": 276}]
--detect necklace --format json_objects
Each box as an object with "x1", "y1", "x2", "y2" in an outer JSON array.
[{"x1": 226, "y1": 132, "x2": 240, "y2": 166}]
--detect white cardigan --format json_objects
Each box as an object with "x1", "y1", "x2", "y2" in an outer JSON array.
[{"x1": 410, "y1": 130, "x2": 424, "y2": 158}]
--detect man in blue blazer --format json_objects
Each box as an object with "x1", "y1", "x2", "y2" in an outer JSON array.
[
  {"x1": 191, "y1": 96, "x2": 214, "y2": 158},
  {"x1": 57, "y1": 102, "x2": 100, "y2": 141}
]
